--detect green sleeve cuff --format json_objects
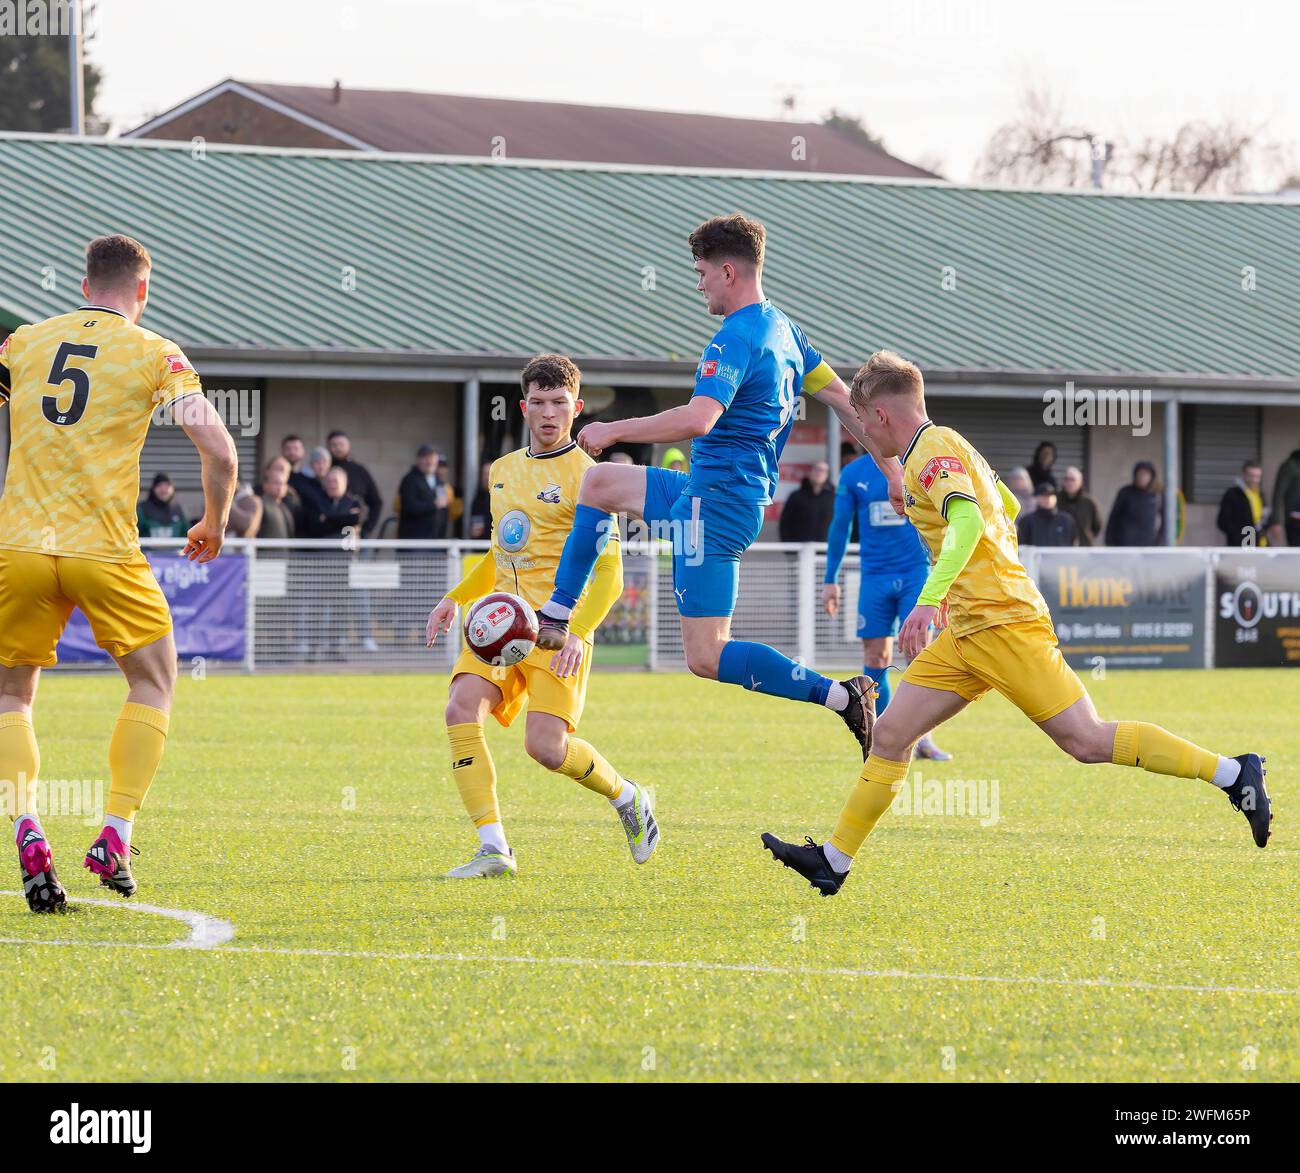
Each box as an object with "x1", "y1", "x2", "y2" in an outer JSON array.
[
  {"x1": 917, "y1": 497, "x2": 983, "y2": 607},
  {"x1": 995, "y1": 476, "x2": 1020, "y2": 521}
]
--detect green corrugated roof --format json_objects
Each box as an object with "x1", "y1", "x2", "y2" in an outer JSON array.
[{"x1": 1, "y1": 133, "x2": 1296, "y2": 382}]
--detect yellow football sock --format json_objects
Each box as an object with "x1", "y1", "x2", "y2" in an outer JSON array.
[
  {"x1": 555, "y1": 737, "x2": 623, "y2": 800},
  {"x1": 0, "y1": 712, "x2": 39, "y2": 822},
  {"x1": 447, "y1": 722, "x2": 499, "y2": 827},
  {"x1": 106, "y1": 703, "x2": 169, "y2": 822},
  {"x1": 830, "y1": 753, "x2": 909, "y2": 858},
  {"x1": 1112, "y1": 720, "x2": 1218, "y2": 782}
]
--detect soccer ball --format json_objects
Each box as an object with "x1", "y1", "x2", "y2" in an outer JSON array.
[{"x1": 464, "y1": 592, "x2": 539, "y2": 667}]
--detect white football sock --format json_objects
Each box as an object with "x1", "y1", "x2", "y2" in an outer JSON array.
[
  {"x1": 609, "y1": 780, "x2": 636, "y2": 810},
  {"x1": 822, "y1": 841, "x2": 853, "y2": 874},
  {"x1": 476, "y1": 822, "x2": 509, "y2": 854},
  {"x1": 823, "y1": 682, "x2": 850, "y2": 712},
  {"x1": 540, "y1": 601, "x2": 572, "y2": 621},
  {"x1": 105, "y1": 814, "x2": 132, "y2": 847},
  {"x1": 1210, "y1": 756, "x2": 1241, "y2": 789}
]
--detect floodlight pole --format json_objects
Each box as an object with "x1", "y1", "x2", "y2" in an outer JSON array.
[{"x1": 68, "y1": 0, "x2": 85, "y2": 135}]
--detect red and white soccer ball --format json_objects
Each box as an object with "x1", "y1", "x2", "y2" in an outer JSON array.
[{"x1": 464, "y1": 592, "x2": 539, "y2": 667}]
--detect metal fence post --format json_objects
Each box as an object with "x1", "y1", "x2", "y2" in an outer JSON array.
[
  {"x1": 798, "y1": 542, "x2": 816, "y2": 669},
  {"x1": 646, "y1": 543, "x2": 659, "y2": 672},
  {"x1": 243, "y1": 540, "x2": 257, "y2": 674}
]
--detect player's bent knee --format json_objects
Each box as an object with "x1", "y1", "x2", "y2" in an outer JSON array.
[
  {"x1": 525, "y1": 736, "x2": 566, "y2": 771},
  {"x1": 685, "y1": 650, "x2": 720, "y2": 680}
]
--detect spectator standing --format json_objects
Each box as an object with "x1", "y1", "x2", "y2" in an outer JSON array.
[
  {"x1": 226, "y1": 481, "x2": 263, "y2": 537},
  {"x1": 1056, "y1": 465, "x2": 1103, "y2": 546},
  {"x1": 306, "y1": 466, "x2": 369, "y2": 658},
  {"x1": 1017, "y1": 483, "x2": 1078, "y2": 546},
  {"x1": 1005, "y1": 466, "x2": 1036, "y2": 518},
  {"x1": 779, "y1": 460, "x2": 836, "y2": 542},
  {"x1": 137, "y1": 472, "x2": 187, "y2": 538},
  {"x1": 327, "y1": 429, "x2": 384, "y2": 538},
  {"x1": 257, "y1": 459, "x2": 300, "y2": 540},
  {"x1": 467, "y1": 460, "x2": 493, "y2": 538},
  {"x1": 294, "y1": 445, "x2": 331, "y2": 522},
  {"x1": 435, "y1": 458, "x2": 459, "y2": 533},
  {"x1": 281, "y1": 434, "x2": 306, "y2": 474},
  {"x1": 1267, "y1": 448, "x2": 1300, "y2": 546},
  {"x1": 1105, "y1": 461, "x2": 1163, "y2": 546},
  {"x1": 397, "y1": 445, "x2": 445, "y2": 539},
  {"x1": 1217, "y1": 461, "x2": 1267, "y2": 547},
  {"x1": 1028, "y1": 441, "x2": 1058, "y2": 489}
]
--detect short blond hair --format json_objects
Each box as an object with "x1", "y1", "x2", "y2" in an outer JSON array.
[{"x1": 849, "y1": 350, "x2": 925, "y2": 411}]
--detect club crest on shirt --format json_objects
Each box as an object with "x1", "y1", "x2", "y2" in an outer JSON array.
[
  {"x1": 536, "y1": 483, "x2": 562, "y2": 504},
  {"x1": 919, "y1": 456, "x2": 966, "y2": 491}
]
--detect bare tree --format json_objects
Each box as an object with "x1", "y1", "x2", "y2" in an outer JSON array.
[
  {"x1": 975, "y1": 86, "x2": 1106, "y2": 188},
  {"x1": 977, "y1": 86, "x2": 1284, "y2": 194}
]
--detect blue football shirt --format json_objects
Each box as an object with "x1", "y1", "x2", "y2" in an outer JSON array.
[
  {"x1": 687, "y1": 300, "x2": 823, "y2": 505},
  {"x1": 829, "y1": 452, "x2": 929, "y2": 577}
]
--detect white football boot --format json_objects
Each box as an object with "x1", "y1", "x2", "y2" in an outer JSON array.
[
  {"x1": 446, "y1": 846, "x2": 517, "y2": 879},
  {"x1": 617, "y1": 783, "x2": 660, "y2": 865}
]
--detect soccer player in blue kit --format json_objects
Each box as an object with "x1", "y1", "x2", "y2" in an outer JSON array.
[
  {"x1": 535, "y1": 213, "x2": 904, "y2": 757},
  {"x1": 823, "y1": 451, "x2": 953, "y2": 761}
]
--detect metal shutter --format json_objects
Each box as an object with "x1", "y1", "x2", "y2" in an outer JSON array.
[
  {"x1": 925, "y1": 394, "x2": 1087, "y2": 480},
  {"x1": 1185, "y1": 405, "x2": 1261, "y2": 505},
  {"x1": 139, "y1": 401, "x2": 260, "y2": 493}
]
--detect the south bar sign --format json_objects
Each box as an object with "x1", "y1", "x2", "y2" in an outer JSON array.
[{"x1": 1214, "y1": 551, "x2": 1300, "y2": 668}]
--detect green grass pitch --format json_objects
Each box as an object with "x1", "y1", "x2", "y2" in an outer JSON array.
[{"x1": 1, "y1": 668, "x2": 1294, "y2": 1082}]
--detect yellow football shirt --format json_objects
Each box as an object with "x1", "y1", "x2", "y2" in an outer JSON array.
[
  {"x1": 486, "y1": 442, "x2": 618, "y2": 611},
  {"x1": 902, "y1": 420, "x2": 1049, "y2": 637},
  {"x1": 0, "y1": 306, "x2": 202, "y2": 563}
]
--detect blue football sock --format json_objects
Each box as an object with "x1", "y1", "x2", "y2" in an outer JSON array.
[
  {"x1": 717, "y1": 640, "x2": 834, "y2": 705},
  {"x1": 863, "y1": 666, "x2": 891, "y2": 713},
  {"x1": 549, "y1": 504, "x2": 614, "y2": 611}
]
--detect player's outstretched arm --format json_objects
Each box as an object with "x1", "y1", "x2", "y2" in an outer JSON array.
[
  {"x1": 427, "y1": 552, "x2": 497, "y2": 646},
  {"x1": 813, "y1": 377, "x2": 904, "y2": 512},
  {"x1": 822, "y1": 484, "x2": 855, "y2": 615},
  {"x1": 179, "y1": 396, "x2": 237, "y2": 563},
  {"x1": 576, "y1": 396, "x2": 723, "y2": 456}
]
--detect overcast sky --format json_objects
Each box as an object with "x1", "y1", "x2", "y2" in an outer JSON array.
[{"x1": 90, "y1": 0, "x2": 1297, "y2": 181}]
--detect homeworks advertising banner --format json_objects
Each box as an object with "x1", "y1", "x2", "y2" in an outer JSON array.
[{"x1": 1033, "y1": 550, "x2": 1207, "y2": 669}]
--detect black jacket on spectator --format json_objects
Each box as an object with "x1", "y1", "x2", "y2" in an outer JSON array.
[
  {"x1": 779, "y1": 479, "x2": 836, "y2": 542},
  {"x1": 290, "y1": 471, "x2": 327, "y2": 526},
  {"x1": 1105, "y1": 463, "x2": 1163, "y2": 546},
  {"x1": 1057, "y1": 489, "x2": 1103, "y2": 546},
  {"x1": 332, "y1": 457, "x2": 383, "y2": 538},
  {"x1": 1217, "y1": 483, "x2": 1265, "y2": 547},
  {"x1": 397, "y1": 466, "x2": 446, "y2": 540},
  {"x1": 1017, "y1": 507, "x2": 1078, "y2": 547},
  {"x1": 306, "y1": 493, "x2": 364, "y2": 540}
]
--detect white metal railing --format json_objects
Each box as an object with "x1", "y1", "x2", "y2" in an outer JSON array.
[{"x1": 41, "y1": 539, "x2": 1300, "y2": 673}]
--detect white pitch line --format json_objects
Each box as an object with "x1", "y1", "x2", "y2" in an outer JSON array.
[
  {"x1": 0, "y1": 890, "x2": 235, "y2": 949},
  {"x1": 0, "y1": 920, "x2": 1293, "y2": 996}
]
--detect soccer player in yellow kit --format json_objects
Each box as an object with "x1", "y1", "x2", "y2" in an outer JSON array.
[
  {"x1": 0, "y1": 235, "x2": 237, "y2": 911},
  {"x1": 426, "y1": 354, "x2": 657, "y2": 878},
  {"x1": 764, "y1": 351, "x2": 1272, "y2": 895}
]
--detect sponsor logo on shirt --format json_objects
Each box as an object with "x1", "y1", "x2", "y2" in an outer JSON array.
[
  {"x1": 700, "y1": 360, "x2": 719, "y2": 377},
  {"x1": 537, "y1": 483, "x2": 562, "y2": 504},
  {"x1": 919, "y1": 455, "x2": 966, "y2": 490},
  {"x1": 497, "y1": 509, "x2": 531, "y2": 553},
  {"x1": 718, "y1": 363, "x2": 742, "y2": 386}
]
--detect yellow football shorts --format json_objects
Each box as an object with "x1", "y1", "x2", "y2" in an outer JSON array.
[
  {"x1": 0, "y1": 548, "x2": 173, "y2": 667},
  {"x1": 902, "y1": 615, "x2": 1086, "y2": 723},
  {"x1": 451, "y1": 637, "x2": 593, "y2": 732}
]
